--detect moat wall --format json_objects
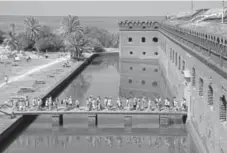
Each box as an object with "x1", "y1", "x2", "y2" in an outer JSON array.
[
  {"x1": 0, "y1": 53, "x2": 100, "y2": 152},
  {"x1": 158, "y1": 29, "x2": 227, "y2": 153}
]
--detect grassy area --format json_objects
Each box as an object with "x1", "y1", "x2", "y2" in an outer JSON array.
[
  {"x1": 0, "y1": 59, "x2": 81, "y2": 104},
  {"x1": 0, "y1": 56, "x2": 82, "y2": 135},
  {"x1": 0, "y1": 52, "x2": 62, "y2": 84}
]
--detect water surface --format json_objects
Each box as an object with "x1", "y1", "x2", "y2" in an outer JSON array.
[{"x1": 4, "y1": 53, "x2": 199, "y2": 153}]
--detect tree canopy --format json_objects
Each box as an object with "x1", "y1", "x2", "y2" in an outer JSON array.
[{"x1": 1, "y1": 15, "x2": 119, "y2": 54}]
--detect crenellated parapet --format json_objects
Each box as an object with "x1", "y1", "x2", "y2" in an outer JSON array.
[
  {"x1": 118, "y1": 20, "x2": 158, "y2": 31},
  {"x1": 160, "y1": 22, "x2": 227, "y2": 58}
]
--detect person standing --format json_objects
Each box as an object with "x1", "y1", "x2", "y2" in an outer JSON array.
[
  {"x1": 126, "y1": 98, "x2": 130, "y2": 110},
  {"x1": 133, "y1": 98, "x2": 137, "y2": 110},
  {"x1": 4, "y1": 75, "x2": 8, "y2": 84}
]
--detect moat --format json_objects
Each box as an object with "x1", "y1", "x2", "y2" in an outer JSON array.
[{"x1": 2, "y1": 53, "x2": 200, "y2": 153}]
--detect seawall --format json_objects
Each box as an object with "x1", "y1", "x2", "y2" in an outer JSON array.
[{"x1": 0, "y1": 53, "x2": 100, "y2": 152}]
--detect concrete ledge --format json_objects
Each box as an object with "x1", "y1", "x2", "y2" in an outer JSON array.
[
  {"x1": 124, "y1": 116, "x2": 132, "y2": 132},
  {"x1": 13, "y1": 110, "x2": 187, "y2": 115},
  {"x1": 88, "y1": 114, "x2": 98, "y2": 128},
  {"x1": 0, "y1": 54, "x2": 99, "y2": 151},
  {"x1": 0, "y1": 115, "x2": 37, "y2": 152},
  {"x1": 52, "y1": 114, "x2": 63, "y2": 127}
]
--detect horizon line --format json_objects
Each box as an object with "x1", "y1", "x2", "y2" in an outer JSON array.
[{"x1": 0, "y1": 14, "x2": 165, "y2": 17}]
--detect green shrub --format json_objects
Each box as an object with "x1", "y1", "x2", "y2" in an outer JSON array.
[
  {"x1": 0, "y1": 29, "x2": 5, "y2": 44},
  {"x1": 34, "y1": 34, "x2": 65, "y2": 52},
  {"x1": 16, "y1": 32, "x2": 34, "y2": 50},
  {"x1": 94, "y1": 46, "x2": 105, "y2": 53},
  {"x1": 83, "y1": 26, "x2": 119, "y2": 48}
]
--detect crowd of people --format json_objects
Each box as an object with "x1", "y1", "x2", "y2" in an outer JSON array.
[{"x1": 11, "y1": 95, "x2": 187, "y2": 112}]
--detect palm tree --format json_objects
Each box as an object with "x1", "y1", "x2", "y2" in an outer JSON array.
[
  {"x1": 60, "y1": 15, "x2": 83, "y2": 37},
  {"x1": 10, "y1": 23, "x2": 15, "y2": 36},
  {"x1": 3, "y1": 23, "x2": 18, "y2": 51},
  {"x1": 24, "y1": 16, "x2": 43, "y2": 52},
  {"x1": 60, "y1": 15, "x2": 85, "y2": 58}
]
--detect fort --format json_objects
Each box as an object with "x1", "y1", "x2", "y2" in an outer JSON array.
[
  {"x1": 1, "y1": 7, "x2": 227, "y2": 153},
  {"x1": 118, "y1": 9, "x2": 227, "y2": 153}
]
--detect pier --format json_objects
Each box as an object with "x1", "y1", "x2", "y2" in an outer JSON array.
[{"x1": 10, "y1": 108, "x2": 187, "y2": 128}]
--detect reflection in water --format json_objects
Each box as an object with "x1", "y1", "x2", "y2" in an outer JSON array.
[
  {"x1": 119, "y1": 60, "x2": 173, "y2": 102},
  {"x1": 7, "y1": 135, "x2": 188, "y2": 150},
  {"x1": 4, "y1": 53, "x2": 198, "y2": 153},
  {"x1": 58, "y1": 74, "x2": 92, "y2": 103}
]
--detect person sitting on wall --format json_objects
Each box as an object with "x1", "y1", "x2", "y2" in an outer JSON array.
[
  {"x1": 181, "y1": 98, "x2": 187, "y2": 112},
  {"x1": 104, "y1": 97, "x2": 108, "y2": 109},
  {"x1": 116, "y1": 97, "x2": 121, "y2": 110},
  {"x1": 107, "y1": 97, "x2": 113, "y2": 110},
  {"x1": 126, "y1": 98, "x2": 130, "y2": 110},
  {"x1": 136, "y1": 99, "x2": 141, "y2": 111},
  {"x1": 68, "y1": 96, "x2": 73, "y2": 107},
  {"x1": 86, "y1": 97, "x2": 90, "y2": 110},
  {"x1": 133, "y1": 98, "x2": 137, "y2": 110},
  {"x1": 75, "y1": 100, "x2": 80, "y2": 109},
  {"x1": 147, "y1": 98, "x2": 152, "y2": 111},
  {"x1": 97, "y1": 96, "x2": 102, "y2": 110},
  {"x1": 45, "y1": 98, "x2": 49, "y2": 109},
  {"x1": 164, "y1": 98, "x2": 170, "y2": 111},
  {"x1": 141, "y1": 97, "x2": 146, "y2": 110}
]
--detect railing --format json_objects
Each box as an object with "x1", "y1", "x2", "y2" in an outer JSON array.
[{"x1": 158, "y1": 23, "x2": 227, "y2": 80}]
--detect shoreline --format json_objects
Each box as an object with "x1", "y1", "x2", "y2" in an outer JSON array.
[
  {"x1": 0, "y1": 57, "x2": 76, "y2": 138},
  {"x1": 0, "y1": 53, "x2": 98, "y2": 152}
]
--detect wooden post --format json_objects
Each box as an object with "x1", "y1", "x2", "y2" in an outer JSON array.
[
  {"x1": 159, "y1": 114, "x2": 169, "y2": 128},
  {"x1": 124, "y1": 115, "x2": 132, "y2": 132},
  {"x1": 88, "y1": 114, "x2": 98, "y2": 128},
  {"x1": 59, "y1": 114, "x2": 63, "y2": 126},
  {"x1": 52, "y1": 114, "x2": 63, "y2": 127}
]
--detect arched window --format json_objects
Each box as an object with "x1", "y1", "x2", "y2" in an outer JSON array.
[
  {"x1": 220, "y1": 95, "x2": 227, "y2": 121},
  {"x1": 199, "y1": 78, "x2": 204, "y2": 97},
  {"x1": 152, "y1": 81, "x2": 158, "y2": 87},
  {"x1": 170, "y1": 48, "x2": 172, "y2": 60},
  {"x1": 208, "y1": 85, "x2": 213, "y2": 105},
  {"x1": 173, "y1": 50, "x2": 175, "y2": 63},
  {"x1": 153, "y1": 37, "x2": 158, "y2": 42},
  {"x1": 192, "y1": 67, "x2": 196, "y2": 86},
  {"x1": 178, "y1": 56, "x2": 181, "y2": 70},
  {"x1": 141, "y1": 37, "x2": 146, "y2": 43},
  {"x1": 182, "y1": 60, "x2": 185, "y2": 71},
  {"x1": 217, "y1": 37, "x2": 220, "y2": 44}
]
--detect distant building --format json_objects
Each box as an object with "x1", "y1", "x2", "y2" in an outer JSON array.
[{"x1": 118, "y1": 20, "x2": 159, "y2": 60}]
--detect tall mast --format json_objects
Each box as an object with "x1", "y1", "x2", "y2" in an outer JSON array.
[
  {"x1": 222, "y1": 0, "x2": 225, "y2": 23},
  {"x1": 191, "y1": 0, "x2": 194, "y2": 13}
]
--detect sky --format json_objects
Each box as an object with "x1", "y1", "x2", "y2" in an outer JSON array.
[{"x1": 0, "y1": 1, "x2": 224, "y2": 16}]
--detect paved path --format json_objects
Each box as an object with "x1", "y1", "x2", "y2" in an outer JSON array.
[{"x1": 0, "y1": 58, "x2": 67, "y2": 89}]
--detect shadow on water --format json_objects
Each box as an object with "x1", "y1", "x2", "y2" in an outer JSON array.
[
  {"x1": 0, "y1": 54, "x2": 100, "y2": 152},
  {"x1": 1, "y1": 53, "x2": 190, "y2": 153},
  {"x1": 0, "y1": 115, "x2": 37, "y2": 153}
]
